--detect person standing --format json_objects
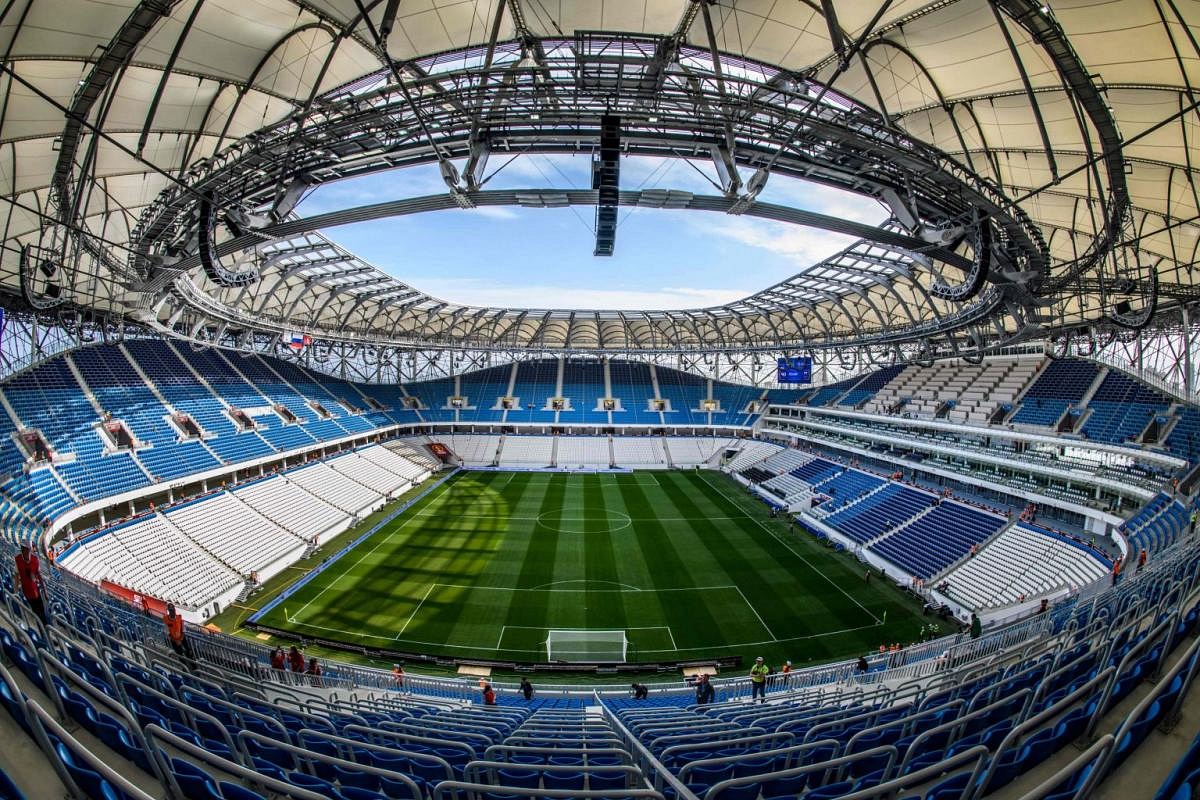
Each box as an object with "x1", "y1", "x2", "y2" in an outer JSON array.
[
  {"x1": 269, "y1": 647, "x2": 286, "y2": 674},
  {"x1": 163, "y1": 603, "x2": 195, "y2": 665},
  {"x1": 519, "y1": 677, "x2": 533, "y2": 701},
  {"x1": 969, "y1": 612, "x2": 982, "y2": 640},
  {"x1": 392, "y1": 663, "x2": 405, "y2": 688},
  {"x1": 1138, "y1": 549, "x2": 1148, "y2": 573},
  {"x1": 14, "y1": 542, "x2": 46, "y2": 625},
  {"x1": 781, "y1": 660, "x2": 792, "y2": 675},
  {"x1": 481, "y1": 681, "x2": 496, "y2": 706},
  {"x1": 695, "y1": 674, "x2": 715, "y2": 705},
  {"x1": 749, "y1": 656, "x2": 769, "y2": 703}
]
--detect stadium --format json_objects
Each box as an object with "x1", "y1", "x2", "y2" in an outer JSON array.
[{"x1": 3, "y1": 0, "x2": 1200, "y2": 798}]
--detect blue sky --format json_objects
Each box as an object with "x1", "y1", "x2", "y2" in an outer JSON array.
[{"x1": 298, "y1": 155, "x2": 886, "y2": 310}]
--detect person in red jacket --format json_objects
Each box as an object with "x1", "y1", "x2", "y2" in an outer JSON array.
[
  {"x1": 288, "y1": 646, "x2": 305, "y2": 673},
  {"x1": 14, "y1": 543, "x2": 46, "y2": 625},
  {"x1": 269, "y1": 647, "x2": 286, "y2": 673}
]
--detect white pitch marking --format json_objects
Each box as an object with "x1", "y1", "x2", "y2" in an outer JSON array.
[
  {"x1": 396, "y1": 583, "x2": 437, "y2": 639},
  {"x1": 734, "y1": 585, "x2": 780, "y2": 642},
  {"x1": 699, "y1": 471, "x2": 883, "y2": 624},
  {"x1": 288, "y1": 477, "x2": 458, "y2": 621}
]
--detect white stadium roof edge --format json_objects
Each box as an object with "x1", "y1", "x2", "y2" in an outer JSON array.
[{"x1": 0, "y1": 0, "x2": 1197, "y2": 353}]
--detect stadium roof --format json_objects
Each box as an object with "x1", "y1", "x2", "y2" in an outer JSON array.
[{"x1": 0, "y1": 0, "x2": 1195, "y2": 352}]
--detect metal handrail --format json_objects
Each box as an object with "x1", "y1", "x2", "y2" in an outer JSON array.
[
  {"x1": 25, "y1": 698, "x2": 158, "y2": 800},
  {"x1": 1014, "y1": 734, "x2": 1116, "y2": 800},
  {"x1": 596, "y1": 693, "x2": 701, "y2": 800}
]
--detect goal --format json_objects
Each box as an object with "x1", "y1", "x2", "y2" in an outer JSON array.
[{"x1": 545, "y1": 630, "x2": 629, "y2": 663}]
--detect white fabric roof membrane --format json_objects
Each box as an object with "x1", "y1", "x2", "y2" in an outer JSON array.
[{"x1": 0, "y1": 0, "x2": 1194, "y2": 351}]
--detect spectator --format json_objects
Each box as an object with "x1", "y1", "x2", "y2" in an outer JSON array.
[
  {"x1": 969, "y1": 612, "x2": 982, "y2": 640},
  {"x1": 163, "y1": 603, "x2": 196, "y2": 665},
  {"x1": 1039, "y1": 598, "x2": 1049, "y2": 615},
  {"x1": 481, "y1": 681, "x2": 496, "y2": 706},
  {"x1": 269, "y1": 647, "x2": 286, "y2": 674},
  {"x1": 781, "y1": 660, "x2": 792, "y2": 674},
  {"x1": 520, "y1": 677, "x2": 533, "y2": 701},
  {"x1": 392, "y1": 663, "x2": 405, "y2": 688},
  {"x1": 1112, "y1": 558, "x2": 1122, "y2": 587},
  {"x1": 856, "y1": 655, "x2": 869, "y2": 675},
  {"x1": 631, "y1": 683, "x2": 648, "y2": 700},
  {"x1": 14, "y1": 542, "x2": 46, "y2": 625},
  {"x1": 694, "y1": 674, "x2": 715, "y2": 705},
  {"x1": 1138, "y1": 549, "x2": 1148, "y2": 573},
  {"x1": 288, "y1": 646, "x2": 305, "y2": 673},
  {"x1": 305, "y1": 658, "x2": 322, "y2": 687},
  {"x1": 749, "y1": 656, "x2": 769, "y2": 704}
]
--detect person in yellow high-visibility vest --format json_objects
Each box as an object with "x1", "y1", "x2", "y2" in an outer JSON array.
[{"x1": 749, "y1": 656, "x2": 770, "y2": 703}]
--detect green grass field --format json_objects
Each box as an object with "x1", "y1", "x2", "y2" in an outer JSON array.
[{"x1": 255, "y1": 470, "x2": 945, "y2": 667}]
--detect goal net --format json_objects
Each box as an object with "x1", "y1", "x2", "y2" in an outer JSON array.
[{"x1": 545, "y1": 630, "x2": 629, "y2": 663}]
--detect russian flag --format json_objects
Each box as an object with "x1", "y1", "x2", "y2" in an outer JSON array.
[{"x1": 286, "y1": 332, "x2": 312, "y2": 350}]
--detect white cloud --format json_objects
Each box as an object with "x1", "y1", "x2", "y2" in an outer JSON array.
[
  {"x1": 694, "y1": 215, "x2": 863, "y2": 269},
  {"x1": 469, "y1": 206, "x2": 518, "y2": 221},
  {"x1": 416, "y1": 277, "x2": 747, "y2": 311}
]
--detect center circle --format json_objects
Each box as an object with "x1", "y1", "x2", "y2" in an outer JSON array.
[{"x1": 536, "y1": 508, "x2": 632, "y2": 534}]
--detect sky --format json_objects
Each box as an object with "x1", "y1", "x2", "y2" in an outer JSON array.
[{"x1": 297, "y1": 154, "x2": 887, "y2": 311}]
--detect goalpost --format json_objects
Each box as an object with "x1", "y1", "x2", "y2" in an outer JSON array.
[{"x1": 545, "y1": 630, "x2": 629, "y2": 663}]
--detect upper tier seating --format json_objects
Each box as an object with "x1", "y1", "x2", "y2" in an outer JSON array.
[
  {"x1": 867, "y1": 358, "x2": 1040, "y2": 423},
  {"x1": 1011, "y1": 358, "x2": 1100, "y2": 426},
  {"x1": 559, "y1": 361, "x2": 610, "y2": 424},
  {"x1": 608, "y1": 361, "x2": 661, "y2": 425},
  {"x1": 1081, "y1": 372, "x2": 1169, "y2": 444},
  {"x1": 940, "y1": 523, "x2": 1111, "y2": 609},
  {"x1": 837, "y1": 363, "x2": 906, "y2": 408}
]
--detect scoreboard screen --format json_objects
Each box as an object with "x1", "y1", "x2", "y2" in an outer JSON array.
[{"x1": 776, "y1": 357, "x2": 813, "y2": 384}]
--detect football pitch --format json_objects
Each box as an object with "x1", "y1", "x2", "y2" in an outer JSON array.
[{"x1": 256, "y1": 470, "x2": 940, "y2": 666}]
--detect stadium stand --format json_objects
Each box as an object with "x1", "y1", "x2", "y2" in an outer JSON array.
[
  {"x1": 871, "y1": 501, "x2": 1008, "y2": 579},
  {"x1": 58, "y1": 514, "x2": 242, "y2": 610},
  {"x1": 822, "y1": 483, "x2": 933, "y2": 544},
  {"x1": 284, "y1": 461, "x2": 380, "y2": 517},
  {"x1": 939, "y1": 523, "x2": 1111, "y2": 609},
  {"x1": 1011, "y1": 358, "x2": 1101, "y2": 426},
  {"x1": 443, "y1": 434, "x2": 502, "y2": 466},
  {"x1": 661, "y1": 437, "x2": 738, "y2": 467},
  {"x1": 555, "y1": 436, "x2": 612, "y2": 468},
  {"x1": 866, "y1": 357, "x2": 1041, "y2": 422},
  {"x1": 496, "y1": 436, "x2": 555, "y2": 467},
  {"x1": 1081, "y1": 372, "x2": 1170, "y2": 444},
  {"x1": 610, "y1": 437, "x2": 669, "y2": 469},
  {"x1": 6, "y1": 522, "x2": 1199, "y2": 800}
]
